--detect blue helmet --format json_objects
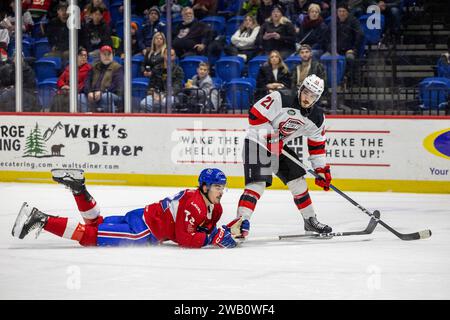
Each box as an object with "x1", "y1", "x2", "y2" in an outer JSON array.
[{"x1": 198, "y1": 168, "x2": 227, "y2": 188}]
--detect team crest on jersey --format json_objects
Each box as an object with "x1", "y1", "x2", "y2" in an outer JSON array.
[
  {"x1": 287, "y1": 109, "x2": 296, "y2": 116},
  {"x1": 279, "y1": 118, "x2": 304, "y2": 137}
]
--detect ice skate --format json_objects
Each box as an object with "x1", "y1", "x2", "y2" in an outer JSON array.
[
  {"x1": 304, "y1": 216, "x2": 332, "y2": 234},
  {"x1": 51, "y1": 169, "x2": 86, "y2": 194},
  {"x1": 11, "y1": 202, "x2": 52, "y2": 239}
]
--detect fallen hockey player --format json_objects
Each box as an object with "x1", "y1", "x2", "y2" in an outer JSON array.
[{"x1": 12, "y1": 168, "x2": 242, "y2": 249}]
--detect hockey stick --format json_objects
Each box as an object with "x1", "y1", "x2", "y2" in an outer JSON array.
[
  {"x1": 280, "y1": 149, "x2": 432, "y2": 241},
  {"x1": 242, "y1": 210, "x2": 380, "y2": 243}
]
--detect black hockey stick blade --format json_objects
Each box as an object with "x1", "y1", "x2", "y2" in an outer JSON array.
[
  {"x1": 378, "y1": 220, "x2": 432, "y2": 241},
  {"x1": 241, "y1": 211, "x2": 380, "y2": 243}
]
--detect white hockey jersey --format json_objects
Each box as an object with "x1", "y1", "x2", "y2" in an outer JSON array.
[{"x1": 246, "y1": 90, "x2": 327, "y2": 169}]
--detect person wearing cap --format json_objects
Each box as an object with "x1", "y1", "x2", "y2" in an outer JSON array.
[
  {"x1": 142, "y1": 6, "x2": 166, "y2": 54},
  {"x1": 44, "y1": 2, "x2": 70, "y2": 62},
  {"x1": 84, "y1": 45, "x2": 124, "y2": 112},
  {"x1": 291, "y1": 44, "x2": 326, "y2": 91},
  {"x1": 117, "y1": 22, "x2": 145, "y2": 59},
  {"x1": 257, "y1": 4, "x2": 296, "y2": 58},
  {"x1": 80, "y1": 6, "x2": 112, "y2": 62},
  {"x1": 323, "y1": 1, "x2": 364, "y2": 83}
]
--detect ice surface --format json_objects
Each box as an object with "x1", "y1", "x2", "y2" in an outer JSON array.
[{"x1": 0, "y1": 182, "x2": 449, "y2": 299}]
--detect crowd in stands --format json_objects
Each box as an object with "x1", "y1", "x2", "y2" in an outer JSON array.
[{"x1": 0, "y1": 0, "x2": 446, "y2": 113}]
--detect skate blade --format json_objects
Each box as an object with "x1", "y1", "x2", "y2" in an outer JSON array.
[
  {"x1": 51, "y1": 168, "x2": 84, "y2": 179},
  {"x1": 11, "y1": 202, "x2": 32, "y2": 239}
]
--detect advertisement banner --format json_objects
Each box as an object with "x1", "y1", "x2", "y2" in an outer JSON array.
[{"x1": 0, "y1": 114, "x2": 449, "y2": 192}]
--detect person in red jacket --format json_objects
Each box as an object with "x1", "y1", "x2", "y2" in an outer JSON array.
[
  {"x1": 12, "y1": 168, "x2": 241, "y2": 249},
  {"x1": 49, "y1": 47, "x2": 92, "y2": 112}
]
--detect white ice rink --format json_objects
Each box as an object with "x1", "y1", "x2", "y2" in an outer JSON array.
[{"x1": 0, "y1": 182, "x2": 449, "y2": 300}]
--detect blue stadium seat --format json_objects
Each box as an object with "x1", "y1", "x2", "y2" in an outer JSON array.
[
  {"x1": 114, "y1": 56, "x2": 124, "y2": 65},
  {"x1": 34, "y1": 38, "x2": 51, "y2": 60},
  {"x1": 215, "y1": 57, "x2": 244, "y2": 83},
  {"x1": 115, "y1": 20, "x2": 124, "y2": 39},
  {"x1": 212, "y1": 77, "x2": 223, "y2": 89},
  {"x1": 37, "y1": 78, "x2": 58, "y2": 110},
  {"x1": 110, "y1": 1, "x2": 123, "y2": 26},
  {"x1": 320, "y1": 55, "x2": 346, "y2": 87},
  {"x1": 223, "y1": 78, "x2": 256, "y2": 111},
  {"x1": 39, "y1": 56, "x2": 62, "y2": 70},
  {"x1": 179, "y1": 56, "x2": 209, "y2": 81},
  {"x1": 6, "y1": 39, "x2": 33, "y2": 57},
  {"x1": 132, "y1": 77, "x2": 150, "y2": 112},
  {"x1": 201, "y1": 16, "x2": 226, "y2": 35},
  {"x1": 34, "y1": 58, "x2": 61, "y2": 82},
  {"x1": 248, "y1": 55, "x2": 268, "y2": 79},
  {"x1": 132, "y1": 54, "x2": 145, "y2": 78},
  {"x1": 132, "y1": 77, "x2": 149, "y2": 99},
  {"x1": 285, "y1": 55, "x2": 302, "y2": 71},
  {"x1": 226, "y1": 16, "x2": 244, "y2": 37},
  {"x1": 419, "y1": 77, "x2": 450, "y2": 109},
  {"x1": 437, "y1": 59, "x2": 450, "y2": 79},
  {"x1": 359, "y1": 14, "x2": 385, "y2": 45}
]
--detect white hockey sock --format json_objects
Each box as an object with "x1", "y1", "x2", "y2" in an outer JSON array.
[
  {"x1": 237, "y1": 182, "x2": 265, "y2": 220},
  {"x1": 287, "y1": 177, "x2": 316, "y2": 219}
]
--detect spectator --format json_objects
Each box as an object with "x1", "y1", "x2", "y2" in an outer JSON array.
[
  {"x1": 228, "y1": 14, "x2": 260, "y2": 62},
  {"x1": 256, "y1": 50, "x2": 291, "y2": 99},
  {"x1": 117, "y1": 22, "x2": 145, "y2": 59},
  {"x1": 24, "y1": 0, "x2": 52, "y2": 22},
  {"x1": 0, "y1": 0, "x2": 34, "y2": 45},
  {"x1": 45, "y1": 2, "x2": 70, "y2": 62},
  {"x1": 192, "y1": 0, "x2": 218, "y2": 20},
  {"x1": 291, "y1": 44, "x2": 326, "y2": 90},
  {"x1": 172, "y1": 6, "x2": 212, "y2": 58},
  {"x1": 140, "y1": 48, "x2": 184, "y2": 112},
  {"x1": 324, "y1": 2, "x2": 364, "y2": 75},
  {"x1": 160, "y1": 0, "x2": 187, "y2": 17},
  {"x1": 369, "y1": 1, "x2": 402, "y2": 42},
  {"x1": 240, "y1": 0, "x2": 261, "y2": 17},
  {"x1": 296, "y1": 3, "x2": 328, "y2": 55},
  {"x1": 80, "y1": 6, "x2": 112, "y2": 62},
  {"x1": 84, "y1": 45, "x2": 124, "y2": 112},
  {"x1": 142, "y1": 31, "x2": 166, "y2": 79},
  {"x1": 49, "y1": 47, "x2": 92, "y2": 112},
  {"x1": 0, "y1": 52, "x2": 40, "y2": 112},
  {"x1": 257, "y1": 4, "x2": 296, "y2": 58},
  {"x1": 256, "y1": 0, "x2": 278, "y2": 26},
  {"x1": 81, "y1": 0, "x2": 111, "y2": 25},
  {"x1": 347, "y1": 0, "x2": 369, "y2": 18},
  {"x1": 287, "y1": 0, "x2": 311, "y2": 31},
  {"x1": 142, "y1": 6, "x2": 166, "y2": 54},
  {"x1": 181, "y1": 62, "x2": 219, "y2": 112},
  {"x1": 134, "y1": 1, "x2": 160, "y2": 16}
]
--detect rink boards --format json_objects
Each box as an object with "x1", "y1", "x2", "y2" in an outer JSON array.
[{"x1": 0, "y1": 113, "x2": 449, "y2": 193}]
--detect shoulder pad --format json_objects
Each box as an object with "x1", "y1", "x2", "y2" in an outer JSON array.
[
  {"x1": 278, "y1": 89, "x2": 296, "y2": 109},
  {"x1": 306, "y1": 106, "x2": 325, "y2": 128}
]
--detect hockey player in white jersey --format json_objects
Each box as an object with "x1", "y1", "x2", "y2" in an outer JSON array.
[{"x1": 232, "y1": 74, "x2": 332, "y2": 237}]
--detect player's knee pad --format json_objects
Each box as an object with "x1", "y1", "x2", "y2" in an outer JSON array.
[{"x1": 286, "y1": 177, "x2": 308, "y2": 196}]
